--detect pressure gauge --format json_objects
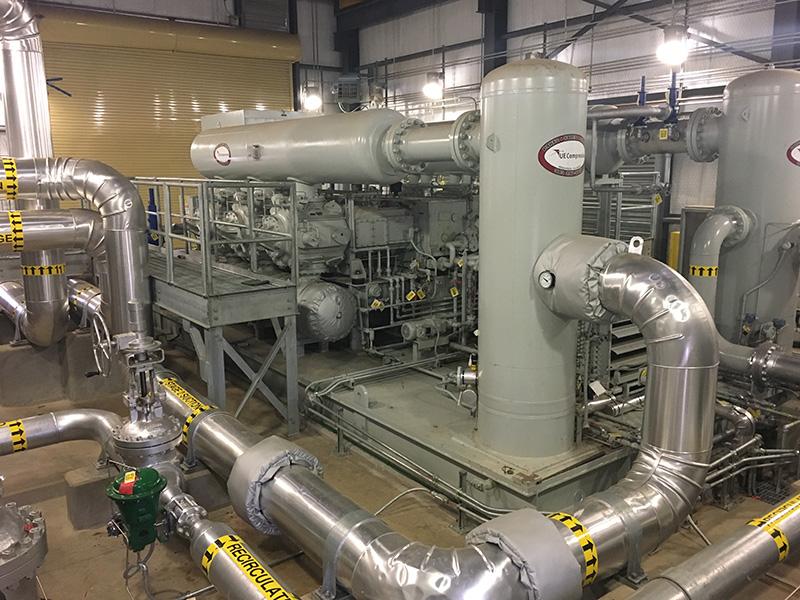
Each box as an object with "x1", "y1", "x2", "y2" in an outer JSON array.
[{"x1": 538, "y1": 270, "x2": 555, "y2": 289}]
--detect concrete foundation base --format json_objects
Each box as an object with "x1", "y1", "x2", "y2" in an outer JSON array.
[
  {"x1": 65, "y1": 465, "x2": 113, "y2": 531},
  {"x1": 0, "y1": 329, "x2": 124, "y2": 406}
]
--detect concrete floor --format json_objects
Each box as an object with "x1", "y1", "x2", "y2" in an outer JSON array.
[{"x1": 2, "y1": 351, "x2": 800, "y2": 599}]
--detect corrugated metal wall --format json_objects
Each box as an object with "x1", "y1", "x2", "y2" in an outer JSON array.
[{"x1": 44, "y1": 43, "x2": 293, "y2": 177}]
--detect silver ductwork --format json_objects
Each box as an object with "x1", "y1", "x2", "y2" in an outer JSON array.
[
  {"x1": 0, "y1": 158, "x2": 151, "y2": 337},
  {"x1": 534, "y1": 235, "x2": 718, "y2": 581},
  {"x1": 0, "y1": 0, "x2": 69, "y2": 347}
]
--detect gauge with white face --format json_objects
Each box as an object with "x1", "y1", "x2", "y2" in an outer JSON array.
[{"x1": 538, "y1": 270, "x2": 555, "y2": 289}]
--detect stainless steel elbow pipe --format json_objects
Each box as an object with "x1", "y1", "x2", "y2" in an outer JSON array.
[
  {"x1": 687, "y1": 206, "x2": 751, "y2": 316},
  {"x1": 0, "y1": 158, "x2": 151, "y2": 337},
  {"x1": 534, "y1": 235, "x2": 718, "y2": 580},
  {"x1": 0, "y1": 409, "x2": 121, "y2": 456}
]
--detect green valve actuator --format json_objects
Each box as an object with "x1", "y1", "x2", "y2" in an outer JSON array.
[{"x1": 106, "y1": 467, "x2": 167, "y2": 552}]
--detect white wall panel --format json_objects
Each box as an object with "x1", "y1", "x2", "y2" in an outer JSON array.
[
  {"x1": 360, "y1": 0, "x2": 482, "y2": 65},
  {"x1": 297, "y1": 0, "x2": 341, "y2": 66}
]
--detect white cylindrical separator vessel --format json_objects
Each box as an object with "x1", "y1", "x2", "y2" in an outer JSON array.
[
  {"x1": 715, "y1": 69, "x2": 800, "y2": 346},
  {"x1": 477, "y1": 59, "x2": 587, "y2": 458}
]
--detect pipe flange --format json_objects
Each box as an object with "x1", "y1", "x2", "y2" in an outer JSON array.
[
  {"x1": 384, "y1": 117, "x2": 427, "y2": 175},
  {"x1": 749, "y1": 342, "x2": 782, "y2": 388},
  {"x1": 450, "y1": 110, "x2": 480, "y2": 172},
  {"x1": 687, "y1": 107, "x2": 722, "y2": 162},
  {"x1": 113, "y1": 415, "x2": 182, "y2": 465},
  {"x1": 709, "y1": 205, "x2": 752, "y2": 247}
]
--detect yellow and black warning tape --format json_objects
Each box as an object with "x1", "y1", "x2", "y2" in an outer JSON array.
[
  {"x1": 3, "y1": 211, "x2": 24, "y2": 251},
  {"x1": 548, "y1": 511, "x2": 599, "y2": 585},
  {"x1": 747, "y1": 493, "x2": 800, "y2": 561},
  {"x1": 689, "y1": 264, "x2": 719, "y2": 278},
  {"x1": 21, "y1": 263, "x2": 65, "y2": 277},
  {"x1": 161, "y1": 377, "x2": 215, "y2": 444},
  {"x1": 1, "y1": 158, "x2": 17, "y2": 201},
  {"x1": 201, "y1": 534, "x2": 297, "y2": 599},
  {"x1": 0, "y1": 419, "x2": 27, "y2": 452}
]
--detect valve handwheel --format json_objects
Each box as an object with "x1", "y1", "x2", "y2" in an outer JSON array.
[{"x1": 90, "y1": 313, "x2": 113, "y2": 377}]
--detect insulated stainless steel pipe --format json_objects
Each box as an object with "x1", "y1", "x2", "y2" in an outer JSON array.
[
  {"x1": 0, "y1": 409, "x2": 121, "y2": 456},
  {"x1": 0, "y1": 158, "x2": 151, "y2": 337},
  {"x1": 629, "y1": 492, "x2": 800, "y2": 600},
  {"x1": 0, "y1": 0, "x2": 68, "y2": 347},
  {"x1": 155, "y1": 370, "x2": 530, "y2": 599},
  {"x1": 534, "y1": 235, "x2": 718, "y2": 579}
]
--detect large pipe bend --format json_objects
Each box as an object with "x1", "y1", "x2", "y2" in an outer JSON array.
[
  {"x1": 0, "y1": 409, "x2": 122, "y2": 456},
  {"x1": 534, "y1": 236, "x2": 718, "y2": 579},
  {"x1": 5, "y1": 157, "x2": 150, "y2": 337}
]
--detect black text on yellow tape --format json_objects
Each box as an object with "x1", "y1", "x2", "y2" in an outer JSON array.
[
  {"x1": 161, "y1": 378, "x2": 215, "y2": 444},
  {"x1": 21, "y1": 264, "x2": 65, "y2": 277},
  {"x1": 548, "y1": 512, "x2": 599, "y2": 585},
  {"x1": 4, "y1": 211, "x2": 23, "y2": 251},
  {"x1": 0, "y1": 420, "x2": 27, "y2": 452},
  {"x1": 689, "y1": 264, "x2": 719, "y2": 278},
  {"x1": 1, "y1": 158, "x2": 17, "y2": 201},
  {"x1": 747, "y1": 493, "x2": 800, "y2": 561},
  {"x1": 201, "y1": 534, "x2": 297, "y2": 599}
]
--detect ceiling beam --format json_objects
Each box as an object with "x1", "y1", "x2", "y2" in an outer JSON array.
[
  {"x1": 336, "y1": 0, "x2": 451, "y2": 31},
  {"x1": 582, "y1": 0, "x2": 770, "y2": 64},
  {"x1": 545, "y1": 0, "x2": 630, "y2": 59}
]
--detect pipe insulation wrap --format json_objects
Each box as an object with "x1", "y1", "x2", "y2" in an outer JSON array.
[
  {"x1": 0, "y1": 409, "x2": 121, "y2": 456},
  {"x1": 535, "y1": 235, "x2": 718, "y2": 579}
]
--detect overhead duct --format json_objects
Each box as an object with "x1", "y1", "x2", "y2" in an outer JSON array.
[
  {"x1": 0, "y1": 0, "x2": 68, "y2": 347},
  {"x1": 151, "y1": 233, "x2": 719, "y2": 598}
]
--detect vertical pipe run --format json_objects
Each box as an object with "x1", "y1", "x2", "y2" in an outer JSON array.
[
  {"x1": 477, "y1": 59, "x2": 588, "y2": 458},
  {"x1": 0, "y1": 0, "x2": 68, "y2": 347}
]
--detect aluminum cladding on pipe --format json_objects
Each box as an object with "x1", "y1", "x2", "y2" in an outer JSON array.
[
  {"x1": 191, "y1": 109, "x2": 407, "y2": 184},
  {"x1": 7, "y1": 157, "x2": 151, "y2": 337},
  {"x1": 477, "y1": 58, "x2": 588, "y2": 458},
  {"x1": 534, "y1": 236, "x2": 718, "y2": 579},
  {"x1": 0, "y1": 0, "x2": 70, "y2": 347},
  {"x1": 0, "y1": 409, "x2": 121, "y2": 456}
]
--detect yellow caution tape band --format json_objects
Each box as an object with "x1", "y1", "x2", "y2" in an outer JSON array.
[
  {"x1": 689, "y1": 265, "x2": 719, "y2": 278},
  {"x1": 161, "y1": 378, "x2": 215, "y2": 444},
  {"x1": 21, "y1": 264, "x2": 65, "y2": 277},
  {"x1": 747, "y1": 493, "x2": 800, "y2": 561},
  {"x1": 1, "y1": 158, "x2": 17, "y2": 201},
  {"x1": 405, "y1": 290, "x2": 417, "y2": 301},
  {"x1": 201, "y1": 534, "x2": 297, "y2": 599},
  {"x1": 548, "y1": 512, "x2": 599, "y2": 585},
  {"x1": 3, "y1": 211, "x2": 23, "y2": 251},
  {"x1": 370, "y1": 298, "x2": 384, "y2": 310},
  {"x1": 449, "y1": 286, "x2": 460, "y2": 298},
  {"x1": 0, "y1": 420, "x2": 27, "y2": 452}
]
